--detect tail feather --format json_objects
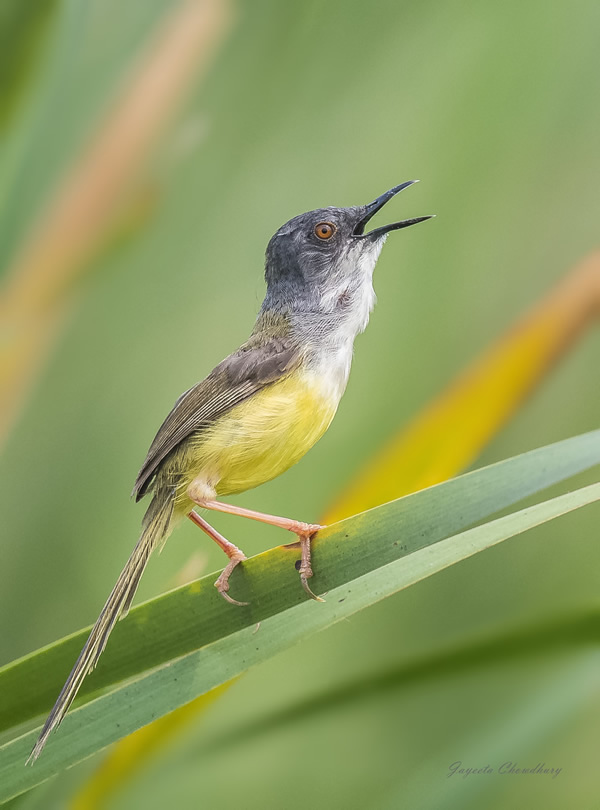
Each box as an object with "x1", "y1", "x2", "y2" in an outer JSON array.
[
  {"x1": 27, "y1": 493, "x2": 174, "y2": 764},
  {"x1": 121, "y1": 498, "x2": 172, "y2": 618}
]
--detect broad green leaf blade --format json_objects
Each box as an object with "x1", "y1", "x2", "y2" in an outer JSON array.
[
  {"x1": 188, "y1": 607, "x2": 600, "y2": 756},
  {"x1": 1, "y1": 429, "x2": 599, "y2": 736},
  {"x1": 0, "y1": 476, "x2": 599, "y2": 798},
  {"x1": 66, "y1": 681, "x2": 236, "y2": 810}
]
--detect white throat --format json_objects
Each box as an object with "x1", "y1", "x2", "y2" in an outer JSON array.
[{"x1": 305, "y1": 236, "x2": 385, "y2": 402}]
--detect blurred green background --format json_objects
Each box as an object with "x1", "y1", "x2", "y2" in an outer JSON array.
[{"x1": 1, "y1": 0, "x2": 599, "y2": 807}]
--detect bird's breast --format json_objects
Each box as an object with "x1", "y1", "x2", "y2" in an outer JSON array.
[
  {"x1": 176, "y1": 363, "x2": 346, "y2": 500},
  {"x1": 303, "y1": 340, "x2": 354, "y2": 404}
]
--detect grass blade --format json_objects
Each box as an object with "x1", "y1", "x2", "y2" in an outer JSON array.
[
  {"x1": 1, "y1": 480, "x2": 599, "y2": 799},
  {"x1": 0, "y1": 436, "x2": 598, "y2": 798},
  {"x1": 1, "y1": 429, "x2": 599, "y2": 736}
]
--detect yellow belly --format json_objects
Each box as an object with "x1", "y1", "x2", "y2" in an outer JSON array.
[{"x1": 173, "y1": 369, "x2": 339, "y2": 506}]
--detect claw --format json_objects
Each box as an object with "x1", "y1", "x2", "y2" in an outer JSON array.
[
  {"x1": 214, "y1": 562, "x2": 249, "y2": 607},
  {"x1": 301, "y1": 574, "x2": 325, "y2": 602},
  {"x1": 216, "y1": 586, "x2": 249, "y2": 607}
]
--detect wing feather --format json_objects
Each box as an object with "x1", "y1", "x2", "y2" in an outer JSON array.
[{"x1": 132, "y1": 336, "x2": 301, "y2": 500}]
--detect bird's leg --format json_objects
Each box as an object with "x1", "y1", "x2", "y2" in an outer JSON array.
[
  {"x1": 195, "y1": 498, "x2": 325, "y2": 538},
  {"x1": 187, "y1": 510, "x2": 249, "y2": 606},
  {"x1": 187, "y1": 485, "x2": 325, "y2": 602}
]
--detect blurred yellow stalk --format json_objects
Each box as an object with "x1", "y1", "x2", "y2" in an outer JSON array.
[
  {"x1": 0, "y1": 0, "x2": 232, "y2": 446},
  {"x1": 326, "y1": 250, "x2": 600, "y2": 522},
  {"x1": 70, "y1": 249, "x2": 600, "y2": 808}
]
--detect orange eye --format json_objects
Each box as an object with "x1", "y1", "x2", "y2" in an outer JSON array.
[{"x1": 314, "y1": 221, "x2": 336, "y2": 240}]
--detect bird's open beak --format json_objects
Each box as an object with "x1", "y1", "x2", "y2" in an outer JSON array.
[{"x1": 353, "y1": 181, "x2": 434, "y2": 238}]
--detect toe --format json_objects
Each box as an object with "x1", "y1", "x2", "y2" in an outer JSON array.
[{"x1": 301, "y1": 575, "x2": 325, "y2": 602}]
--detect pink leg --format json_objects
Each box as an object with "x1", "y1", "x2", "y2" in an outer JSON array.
[
  {"x1": 197, "y1": 499, "x2": 324, "y2": 538},
  {"x1": 187, "y1": 511, "x2": 248, "y2": 606},
  {"x1": 187, "y1": 492, "x2": 325, "y2": 602}
]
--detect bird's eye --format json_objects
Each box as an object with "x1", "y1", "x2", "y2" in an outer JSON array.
[{"x1": 314, "y1": 222, "x2": 336, "y2": 240}]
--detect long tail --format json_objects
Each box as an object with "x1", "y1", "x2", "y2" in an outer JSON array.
[{"x1": 27, "y1": 492, "x2": 174, "y2": 764}]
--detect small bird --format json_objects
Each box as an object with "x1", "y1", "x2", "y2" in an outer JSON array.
[{"x1": 28, "y1": 181, "x2": 432, "y2": 762}]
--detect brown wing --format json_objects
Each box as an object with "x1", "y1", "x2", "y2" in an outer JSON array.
[{"x1": 132, "y1": 335, "x2": 301, "y2": 500}]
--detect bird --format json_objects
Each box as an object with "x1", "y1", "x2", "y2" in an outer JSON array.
[{"x1": 28, "y1": 181, "x2": 432, "y2": 762}]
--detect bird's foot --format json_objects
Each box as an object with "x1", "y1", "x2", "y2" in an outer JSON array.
[
  {"x1": 294, "y1": 526, "x2": 325, "y2": 602},
  {"x1": 214, "y1": 552, "x2": 249, "y2": 607}
]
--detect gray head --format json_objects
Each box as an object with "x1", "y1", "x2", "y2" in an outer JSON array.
[{"x1": 262, "y1": 181, "x2": 432, "y2": 321}]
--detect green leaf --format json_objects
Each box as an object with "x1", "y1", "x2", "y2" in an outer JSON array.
[
  {"x1": 191, "y1": 606, "x2": 600, "y2": 756},
  {"x1": 0, "y1": 430, "x2": 599, "y2": 801},
  {"x1": 377, "y1": 651, "x2": 599, "y2": 810},
  {"x1": 2, "y1": 429, "x2": 599, "y2": 734}
]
